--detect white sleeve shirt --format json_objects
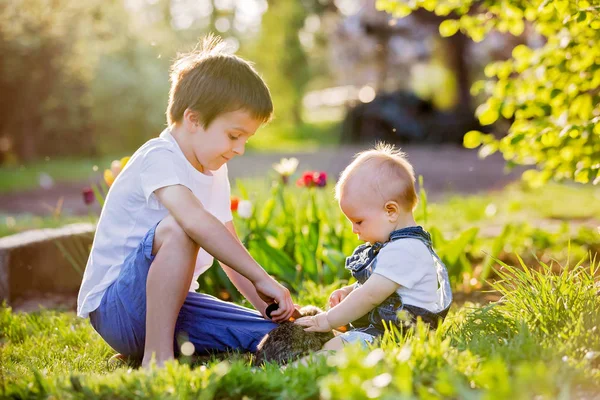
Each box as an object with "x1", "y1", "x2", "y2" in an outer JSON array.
[
  {"x1": 373, "y1": 238, "x2": 442, "y2": 312},
  {"x1": 77, "y1": 128, "x2": 232, "y2": 318}
]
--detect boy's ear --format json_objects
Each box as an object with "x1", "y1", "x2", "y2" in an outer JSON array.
[
  {"x1": 384, "y1": 201, "x2": 400, "y2": 222},
  {"x1": 183, "y1": 109, "x2": 203, "y2": 130}
]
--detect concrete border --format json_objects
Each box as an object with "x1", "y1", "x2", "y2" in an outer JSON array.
[{"x1": 0, "y1": 223, "x2": 94, "y2": 304}]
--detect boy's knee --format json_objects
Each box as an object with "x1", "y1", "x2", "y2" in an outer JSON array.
[{"x1": 153, "y1": 216, "x2": 198, "y2": 255}]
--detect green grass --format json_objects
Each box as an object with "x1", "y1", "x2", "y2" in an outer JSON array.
[
  {"x1": 2, "y1": 258, "x2": 599, "y2": 399},
  {"x1": 1, "y1": 177, "x2": 599, "y2": 398},
  {"x1": 0, "y1": 121, "x2": 342, "y2": 194},
  {"x1": 0, "y1": 155, "x2": 122, "y2": 194},
  {"x1": 1, "y1": 175, "x2": 598, "y2": 398},
  {"x1": 0, "y1": 214, "x2": 96, "y2": 238},
  {"x1": 422, "y1": 181, "x2": 600, "y2": 232},
  {"x1": 247, "y1": 120, "x2": 342, "y2": 152}
]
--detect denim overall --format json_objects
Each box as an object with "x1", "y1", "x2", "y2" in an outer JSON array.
[{"x1": 345, "y1": 226, "x2": 453, "y2": 337}]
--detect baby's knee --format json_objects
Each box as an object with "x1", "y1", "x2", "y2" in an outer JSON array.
[
  {"x1": 322, "y1": 337, "x2": 345, "y2": 351},
  {"x1": 153, "y1": 216, "x2": 198, "y2": 254}
]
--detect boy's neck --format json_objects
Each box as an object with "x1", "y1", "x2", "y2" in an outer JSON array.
[{"x1": 169, "y1": 124, "x2": 205, "y2": 173}]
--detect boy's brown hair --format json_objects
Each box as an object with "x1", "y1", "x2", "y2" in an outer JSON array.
[
  {"x1": 167, "y1": 35, "x2": 273, "y2": 127},
  {"x1": 335, "y1": 143, "x2": 418, "y2": 212}
]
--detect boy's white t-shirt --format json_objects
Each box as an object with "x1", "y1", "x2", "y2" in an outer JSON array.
[
  {"x1": 372, "y1": 239, "x2": 442, "y2": 312},
  {"x1": 77, "y1": 128, "x2": 232, "y2": 318}
]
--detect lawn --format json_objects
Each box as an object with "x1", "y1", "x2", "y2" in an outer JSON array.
[
  {"x1": 2, "y1": 260, "x2": 599, "y2": 399},
  {"x1": 1, "y1": 179, "x2": 599, "y2": 399}
]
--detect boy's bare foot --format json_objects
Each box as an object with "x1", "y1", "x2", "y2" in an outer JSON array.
[
  {"x1": 141, "y1": 354, "x2": 173, "y2": 369},
  {"x1": 107, "y1": 353, "x2": 128, "y2": 368}
]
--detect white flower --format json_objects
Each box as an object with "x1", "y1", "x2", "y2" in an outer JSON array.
[
  {"x1": 237, "y1": 200, "x2": 253, "y2": 219},
  {"x1": 110, "y1": 160, "x2": 122, "y2": 178},
  {"x1": 38, "y1": 172, "x2": 54, "y2": 189},
  {"x1": 272, "y1": 157, "x2": 299, "y2": 177}
]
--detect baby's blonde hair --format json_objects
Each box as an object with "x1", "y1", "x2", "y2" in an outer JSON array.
[{"x1": 335, "y1": 143, "x2": 418, "y2": 212}]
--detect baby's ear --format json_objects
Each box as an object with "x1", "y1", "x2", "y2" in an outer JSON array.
[{"x1": 384, "y1": 201, "x2": 400, "y2": 221}]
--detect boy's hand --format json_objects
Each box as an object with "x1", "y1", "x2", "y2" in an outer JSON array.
[
  {"x1": 253, "y1": 276, "x2": 294, "y2": 322},
  {"x1": 329, "y1": 286, "x2": 353, "y2": 308},
  {"x1": 294, "y1": 312, "x2": 333, "y2": 332}
]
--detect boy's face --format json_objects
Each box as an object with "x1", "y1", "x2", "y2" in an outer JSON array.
[
  {"x1": 191, "y1": 109, "x2": 261, "y2": 172},
  {"x1": 339, "y1": 190, "x2": 393, "y2": 244}
]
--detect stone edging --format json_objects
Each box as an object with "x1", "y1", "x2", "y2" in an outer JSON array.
[{"x1": 0, "y1": 223, "x2": 95, "y2": 304}]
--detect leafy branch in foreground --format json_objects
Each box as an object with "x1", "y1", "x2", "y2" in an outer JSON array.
[{"x1": 378, "y1": 0, "x2": 600, "y2": 187}]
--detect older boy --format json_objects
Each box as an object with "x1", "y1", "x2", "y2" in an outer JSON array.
[{"x1": 77, "y1": 36, "x2": 294, "y2": 368}]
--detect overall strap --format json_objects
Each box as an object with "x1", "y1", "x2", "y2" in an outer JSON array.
[{"x1": 388, "y1": 225, "x2": 453, "y2": 313}]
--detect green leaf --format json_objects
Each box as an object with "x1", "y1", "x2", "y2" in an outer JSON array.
[
  {"x1": 554, "y1": 0, "x2": 569, "y2": 14},
  {"x1": 235, "y1": 179, "x2": 249, "y2": 199},
  {"x1": 477, "y1": 103, "x2": 500, "y2": 126},
  {"x1": 91, "y1": 184, "x2": 105, "y2": 208},
  {"x1": 508, "y1": 19, "x2": 524, "y2": 36},
  {"x1": 258, "y1": 198, "x2": 276, "y2": 229},
  {"x1": 512, "y1": 44, "x2": 532, "y2": 60},
  {"x1": 463, "y1": 130, "x2": 483, "y2": 149},
  {"x1": 439, "y1": 20, "x2": 460, "y2": 37},
  {"x1": 574, "y1": 168, "x2": 590, "y2": 184}
]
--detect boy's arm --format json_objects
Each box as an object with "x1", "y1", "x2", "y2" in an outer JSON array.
[
  {"x1": 219, "y1": 221, "x2": 269, "y2": 317},
  {"x1": 154, "y1": 184, "x2": 294, "y2": 321},
  {"x1": 295, "y1": 274, "x2": 399, "y2": 331}
]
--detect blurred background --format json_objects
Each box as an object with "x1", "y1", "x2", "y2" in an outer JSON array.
[
  {"x1": 1, "y1": 0, "x2": 599, "y2": 318},
  {"x1": 0, "y1": 0, "x2": 539, "y2": 161},
  {"x1": 0, "y1": 0, "x2": 552, "y2": 216}
]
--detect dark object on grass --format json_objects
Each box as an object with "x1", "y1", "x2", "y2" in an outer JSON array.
[
  {"x1": 265, "y1": 302, "x2": 303, "y2": 320},
  {"x1": 254, "y1": 305, "x2": 334, "y2": 366},
  {"x1": 265, "y1": 302, "x2": 280, "y2": 319}
]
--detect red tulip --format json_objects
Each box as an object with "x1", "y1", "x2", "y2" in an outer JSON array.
[
  {"x1": 296, "y1": 170, "x2": 327, "y2": 188},
  {"x1": 316, "y1": 172, "x2": 327, "y2": 187},
  {"x1": 230, "y1": 196, "x2": 240, "y2": 212},
  {"x1": 82, "y1": 187, "x2": 94, "y2": 205}
]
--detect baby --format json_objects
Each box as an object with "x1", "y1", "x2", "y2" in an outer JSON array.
[{"x1": 295, "y1": 143, "x2": 452, "y2": 350}]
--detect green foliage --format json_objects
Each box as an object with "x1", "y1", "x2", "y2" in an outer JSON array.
[
  {"x1": 0, "y1": 0, "x2": 326, "y2": 163},
  {"x1": 0, "y1": 2, "x2": 116, "y2": 161},
  {"x1": 378, "y1": 0, "x2": 600, "y2": 186},
  {"x1": 491, "y1": 254, "x2": 600, "y2": 358},
  {"x1": 247, "y1": 0, "x2": 310, "y2": 129},
  {"x1": 429, "y1": 226, "x2": 479, "y2": 285},
  {"x1": 90, "y1": 40, "x2": 170, "y2": 155},
  {"x1": 234, "y1": 182, "x2": 357, "y2": 288},
  {"x1": 0, "y1": 0, "x2": 108, "y2": 161},
  {"x1": 3, "y1": 257, "x2": 600, "y2": 399}
]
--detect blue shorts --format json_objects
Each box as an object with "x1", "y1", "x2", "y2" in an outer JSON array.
[{"x1": 89, "y1": 222, "x2": 278, "y2": 360}]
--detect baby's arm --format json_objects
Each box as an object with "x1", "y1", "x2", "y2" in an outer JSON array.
[
  {"x1": 295, "y1": 275, "x2": 399, "y2": 332},
  {"x1": 326, "y1": 275, "x2": 400, "y2": 328},
  {"x1": 328, "y1": 284, "x2": 356, "y2": 308}
]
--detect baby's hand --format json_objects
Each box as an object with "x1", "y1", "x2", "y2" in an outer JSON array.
[
  {"x1": 294, "y1": 312, "x2": 332, "y2": 332},
  {"x1": 329, "y1": 287, "x2": 351, "y2": 308}
]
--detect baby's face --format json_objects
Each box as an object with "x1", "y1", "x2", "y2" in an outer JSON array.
[{"x1": 339, "y1": 189, "x2": 393, "y2": 244}]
